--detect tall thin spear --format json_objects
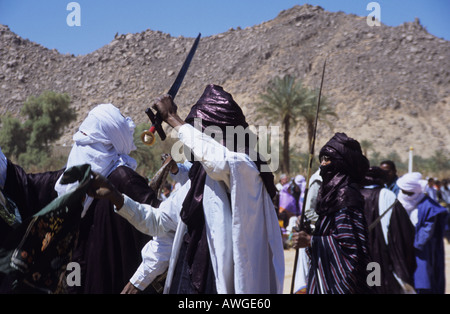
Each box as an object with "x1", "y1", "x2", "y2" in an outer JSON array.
[{"x1": 290, "y1": 59, "x2": 327, "y2": 294}]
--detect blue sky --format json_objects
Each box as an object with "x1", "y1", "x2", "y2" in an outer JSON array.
[{"x1": 0, "y1": 0, "x2": 448, "y2": 56}]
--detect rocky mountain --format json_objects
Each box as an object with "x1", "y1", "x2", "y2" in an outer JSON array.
[{"x1": 1, "y1": 4, "x2": 449, "y2": 165}]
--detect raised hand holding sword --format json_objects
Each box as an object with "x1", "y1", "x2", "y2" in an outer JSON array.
[{"x1": 87, "y1": 95, "x2": 182, "y2": 209}]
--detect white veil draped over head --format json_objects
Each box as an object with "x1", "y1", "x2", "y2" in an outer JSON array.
[
  {"x1": 397, "y1": 172, "x2": 425, "y2": 213},
  {"x1": 54, "y1": 103, "x2": 137, "y2": 216}
]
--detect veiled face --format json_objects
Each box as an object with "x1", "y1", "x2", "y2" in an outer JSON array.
[
  {"x1": 320, "y1": 155, "x2": 331, "y2": 166},
  {"x1": 401, "y1": 189, "x2": 415, "y2": 196}
]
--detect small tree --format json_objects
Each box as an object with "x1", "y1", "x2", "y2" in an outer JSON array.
[
  {"x1": 0, "y1": 114, "x2": 27, "y2": 158},
  {"x1": 360, "y1": 139, "x2": 373, "y2": 158},
  {"x1": 22, "y1": 91, "x2": 76, "y2": 149},
  {"x1": 0, "y1": 91, "x2": 76, "y2": 170}
]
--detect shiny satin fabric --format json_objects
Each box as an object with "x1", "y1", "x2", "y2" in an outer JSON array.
[
  {"x1": 316, "y1": 132, "x2": 369, "y2": 216},
  {"x1": 185, "y1": 84, "x2": 249, "y2": 130}
]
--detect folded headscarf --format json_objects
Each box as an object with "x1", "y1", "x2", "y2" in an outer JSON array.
[
  {"x1": 397, "y1": 172, "x2": 425, "y2": 213},
  {"x1": 54, "y1": 104, "x2": 137, "y2": 216},
  {"x1": 295, "y1": 175, "x2": 306, "y2": 189},
  {"x1": 397, "y1": 172, "x2": 423, "y2": 193},
  {"x1": 316, "y1": 132, "x2": 369, "y2": 216}
]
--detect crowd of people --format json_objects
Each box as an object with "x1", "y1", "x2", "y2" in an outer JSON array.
[
  {"x1": 0, "y1": 84, "x2": 449, "y2": 294},
  {"x1": 286, "y1": 155, "x2": 449, "y2": 294}
]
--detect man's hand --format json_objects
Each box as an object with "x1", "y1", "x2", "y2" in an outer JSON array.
[
  {"x1": 121, "y1": 281, "x2": 141, "y2": 294},
  {"x1": 152, "y1": 94, "x2": 185, "y2": 129},
  {"x1": 87, "y1": 172, "x2": 124, "y2": 209},
  {"x1": 291, "y1": 230, "x2": 312, "y2": 249}
]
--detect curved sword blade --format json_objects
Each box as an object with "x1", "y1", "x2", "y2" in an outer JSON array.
[
  {"x1": 167, "y1": 33, "x2": 201, "y2": 99},
  {"x1": 146, "y1": 33, "x2": 201, "y2": 143}
]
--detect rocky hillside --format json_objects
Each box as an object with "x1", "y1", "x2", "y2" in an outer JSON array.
[{"x1": 1, "y1": 4, "x2": 449, "y2": 163}]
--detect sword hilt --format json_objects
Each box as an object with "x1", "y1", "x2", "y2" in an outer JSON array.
[{"x1": 141, "y1": 108, "x2": 166, "y2": 146}]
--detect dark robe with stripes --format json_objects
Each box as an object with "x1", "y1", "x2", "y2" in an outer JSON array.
[
  {"x1": 307, "y1": 133, "x2": 372, "y2": 294},
  {"x1": 307, "y1": 207, "x2": 372, "y2": 294}
]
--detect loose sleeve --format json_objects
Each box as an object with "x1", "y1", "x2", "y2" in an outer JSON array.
[
  {"x1": 115, "y1": 195, "x2": 171, "y2": 237},
  {"x1": 170, "y1": 160, "x2": 192, "y2": 185},
  {"x1": 129, "y1": 234, "x2": 173, "y2": 291},
  {"x1": 177, "y1": 124, "x2": 231, "y2": 189},
  {"x1": 4, "y1": 159, "x2": 64, "y2": 218},
  {"x1": 414, "y1": 208, "x2": 437, "y2": 251},
  {"x1": 115, "y1": 179, "x2": 189, "y2": 236}
]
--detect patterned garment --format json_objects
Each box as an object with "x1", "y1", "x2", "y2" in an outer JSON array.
[
  {"x1": 307, "y1": 207, "x2": 372, "y2": 294},
  {"x1": 5, "y1": 164, "x2": 91, "y2": 293}
]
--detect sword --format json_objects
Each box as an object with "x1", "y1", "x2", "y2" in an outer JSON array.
[
  {"x1": 290, "y1": 58, "x2": 327, "y2": 294},
  {"x1": 141, "y1": 33, "x2": 201, "y2": 146}
]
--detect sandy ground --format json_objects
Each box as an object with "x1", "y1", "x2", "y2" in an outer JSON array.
[{"x1": 283, "y1": 239, "x2": 450, "y2": 294}]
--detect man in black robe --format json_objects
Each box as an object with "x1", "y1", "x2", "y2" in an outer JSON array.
[
  {"x1": 292, "y1": 133, "x2": 372, "y2": 294},
  {"x1": 360, "y1": 166, "x2": 416, "y2": 294},
  {"x1": 0, "y1": 147, "x2": 65, "y2": 293},
  {"x1": 0, "y1": 159, "x2": 64, "y2": 248},
  {"x1": 69, "y1": 167, "x2": 159, "y2": 294},
  {"x1": 55, "y1": 103, "x2": 159, "y2": 294}
]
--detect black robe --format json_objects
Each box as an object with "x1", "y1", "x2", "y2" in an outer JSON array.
[
  {"x1": 361, "y1": 187, "x2": 416, "y2": 294},
  {"x1": 0, "y1": 160, "x2": 65, "y2": 292},
  {"x1": 69, "y1": 166, "x2": 159, "y2": 294},
  {"x1": 0, "y1": 160, "x2": 64, "y2": 248}
]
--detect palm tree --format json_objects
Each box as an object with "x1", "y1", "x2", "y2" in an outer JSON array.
[
  {"x1": 299, "y1": 88, "x2": 337, "y2": 153},
  {"x1": 255, "y1": 75, "x2": 310, "y2": 174},
  {"x1": 255, "y1": 75, "x2": 337, "y2": 174}
]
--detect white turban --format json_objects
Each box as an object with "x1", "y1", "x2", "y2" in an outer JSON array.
[
  {"x1": 295, "y1": 175, "x2": 306, "y2": 193},
  {"x1": 295, "y1": 175, "x2": 305, "y2": 186},
  {"x1": 397, "y1": 172, "x2": 423, "y2": 193},
  {"x1": 397, "y1": 172, "x2": 425, "y2": 213},
  {"x1": 55, "y1": 104, "x2": 137, "y2": 216}
]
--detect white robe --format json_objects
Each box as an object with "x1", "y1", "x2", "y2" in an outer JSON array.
[
  {"x1": 117, "y1": 124, "x2": 284, "y2": 294},
  {"x1": 128, "y1": 162, "x2": 191, "y2": 290}
]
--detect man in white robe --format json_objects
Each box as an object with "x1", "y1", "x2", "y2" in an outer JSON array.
[
  {"x1": 124, "y1": 161, "x2": 191, "y2": 293},
  {"x1": 89, "y1": 85, "x2": 284, "y2": 294}
]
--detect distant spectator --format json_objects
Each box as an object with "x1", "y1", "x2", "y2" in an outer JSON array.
[
  {"x1": 397, "y1": 172, "x2": 448, "y2": 294},
  {"x1": 380, "y1": 160, "x2": 400, "y2": 195},
  {"x1": 160, "y1": 182, "x2": 172, "y2": 201},
  {"x1": 425, "y1": 178, "x2": 438, "y2": 202}
]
